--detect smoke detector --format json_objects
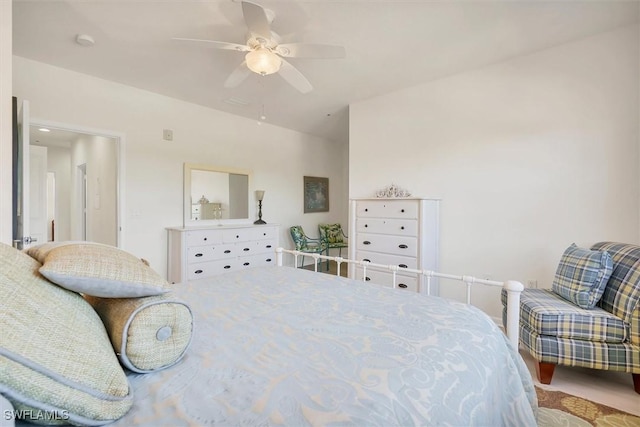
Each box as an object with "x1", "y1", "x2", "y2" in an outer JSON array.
[{"x1": 76, "y1": 34, "x2": 95, "y2": 47}]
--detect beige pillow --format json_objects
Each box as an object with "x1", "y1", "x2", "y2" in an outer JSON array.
[
  {"x1": 26, "y1": 242, "x2": 169, "y2": 298},
  {"x1": 0, "y1": 242, "x2": 133, "y2": 425},
  {"x1": 85, "y1": 294, "x2": 194, "y2": 373}
]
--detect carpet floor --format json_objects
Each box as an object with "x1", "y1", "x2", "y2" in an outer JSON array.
[{"x1": 536, "y1": 386, "x2": 640, "y2": 426}]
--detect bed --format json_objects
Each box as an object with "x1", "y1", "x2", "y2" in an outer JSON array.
[{"x1": 4, "y1": 244, "x2": 536, "y2": 426}]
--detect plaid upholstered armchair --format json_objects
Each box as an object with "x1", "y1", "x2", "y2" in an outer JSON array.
[{"x1": 502, "y1": 242, "x2": 640, "y2": 394}]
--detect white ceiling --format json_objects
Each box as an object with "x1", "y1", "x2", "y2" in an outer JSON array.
[
  {"x1": 13, "y1": 0, "x2": 639, "y2": 143},
  {"x1": 29, "y1": 126, "x2": 79, "y2": 149}
]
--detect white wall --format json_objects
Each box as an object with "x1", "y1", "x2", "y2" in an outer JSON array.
[
  {"x1": 0, "y1": 1, "x2": 12, "y2": 245},
  {"x1": 13, "y1": 56, "x2": 348, "y2": 274},
  {"x1": 350, "y1": 25, "x2": 640, "y2": 318},
  {"x1": 71, "y1": 134, "x2": 118, "y2": 245}
]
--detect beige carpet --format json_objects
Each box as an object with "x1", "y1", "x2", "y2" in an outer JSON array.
[{"x1": 536, "y1": 386, "x2": 640, "y2": 426}]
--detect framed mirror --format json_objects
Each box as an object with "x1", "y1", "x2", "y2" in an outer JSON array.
[{"x1": 183, "y1": 163, "x2": 252, "y2": 226}]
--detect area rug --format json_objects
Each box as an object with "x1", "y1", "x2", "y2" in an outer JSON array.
[{"x1": 536, "y1": 386, "x2": 640, "y2": 426}]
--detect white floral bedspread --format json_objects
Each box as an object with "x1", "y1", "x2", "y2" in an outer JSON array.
[{"x1": 111, "y1": 266, "x2": 537, "y2": 426}]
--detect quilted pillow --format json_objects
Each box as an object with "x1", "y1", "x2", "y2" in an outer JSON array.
[
  {"x1": 0, "y1": 242, "x2": 132, "y2": 425},
  {"x1": 84, "y1": 294, "x2": 194, "y2": 373},
  {"x1": 26, "y1": 242, "x2": 170, "y2": 298},
  {"x1": 552, "y1": 243, "x2": 613, "y2": 309}
]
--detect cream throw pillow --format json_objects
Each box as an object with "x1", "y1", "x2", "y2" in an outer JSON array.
[
  {"x1": 0, "y1": 242, "x2": 133, "y2": 425},
  {"x1": 26, "y1": 242, "x2": 169, "y2": 298},
  {"x1": 85, "y1": 294, "x2": 194, "y2": 373}
]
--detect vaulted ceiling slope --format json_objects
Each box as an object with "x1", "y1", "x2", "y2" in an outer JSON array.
[{"x1": 13, "y1": 0, "x2": 640, "y2": 143}]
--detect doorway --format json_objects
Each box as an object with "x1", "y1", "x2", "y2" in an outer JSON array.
[{"x1": 28, "y1": 120, "x2": 124, "y2": 247}]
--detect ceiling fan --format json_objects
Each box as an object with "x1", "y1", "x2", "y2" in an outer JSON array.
[{"x1": 174, "y1": 1, "x2": 346, "y2": 94}]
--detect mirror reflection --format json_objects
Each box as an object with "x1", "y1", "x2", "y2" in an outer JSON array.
[{"x1": 184, "y1": 164, "x2": 250, "y2": 225}]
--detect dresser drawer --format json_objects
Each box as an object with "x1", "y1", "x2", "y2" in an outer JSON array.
[
  {"x1": 252, "y1": 239, "x2": 277, "y2": 254},
  {"x1": 186, "y1": 243, "x2": 236, "y2": 263},
  {"x1": 355, "y1": 250, "x2": 417, "y2": 270},
  {"x1": 356, "y1": 218, "x2": 418, "y2": 236},
  {"x1": 239, "y1": 253, "x2": 276, "y2": 268},
  {"x1": 222, "y1": 228, "x2": 256, "y2": 243},
  {"x1": 356, "y1": 201, "x2": 418, "y2": 219},
  {"x1": 253, "y1": 226, "x2": 279, "y2": 240},
  {"x1": 187, "y1": 259, "x2": 239, "y2": 280},
  {"x1": 186, "y1": 229, "x2": 223, "y2": 247},
  {"x1": 356, "y1": 233, "x2": 418, "y2": 257},
  {"x1": 354, "y1": 268, "x2": 419, "y2": 292}
]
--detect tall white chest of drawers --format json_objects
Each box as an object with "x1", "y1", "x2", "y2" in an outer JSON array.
[
  {"x1": 348, "y1": 198, "x2": 440, "y2": 294},
  {"x1": 167, "y1": 224, "x2": 279, "y2": 284}
]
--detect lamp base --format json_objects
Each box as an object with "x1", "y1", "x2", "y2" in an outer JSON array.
[{"x1": 254, "y1": 219, "x2": 267, "y2": 225}]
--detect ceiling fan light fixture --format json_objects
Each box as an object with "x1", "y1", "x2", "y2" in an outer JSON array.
[{"x1": 245, "y1": 48, "x2": 281, "y2": 76}]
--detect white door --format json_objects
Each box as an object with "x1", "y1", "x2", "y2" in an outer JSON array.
[{"x1": 29, "y1": 145, "x2": 48, "y2": 246}]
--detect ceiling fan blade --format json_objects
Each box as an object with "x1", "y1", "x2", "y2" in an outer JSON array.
[
  {"x1": 278, "y1": 59, "x2": 313, "y2": 94},
  {"x1": 241, "y1": 1, "x2": 272, "y2": 41},
  {"x1": 224, "y1": 61, "x2": 252, "y2": 88},
  {"x1": 276, "y1": 43, "x2": 346, "y2": 59},
  {"x1": 172, "y1": 38, "x2": 249, "y2": 52}
]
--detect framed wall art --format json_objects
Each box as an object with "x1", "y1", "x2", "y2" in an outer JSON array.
[{"x1": 303, "y1": 176, "x2": 329, "y2": 213}]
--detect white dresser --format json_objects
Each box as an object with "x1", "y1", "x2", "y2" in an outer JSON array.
[
  {"x1": 167, "y1": 224, "x2": 279, "y2": 284},
  {"x1": 348, "y1": 198, "x2": 439, "y2": 294}
]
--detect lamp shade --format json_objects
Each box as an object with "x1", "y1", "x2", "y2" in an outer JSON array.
[
  {"x1": 256, "y1": 190, "x2": 265, "y2": 201},
  {"x1": 245, "y1": 48, "x2": 281, "y2": 75}
]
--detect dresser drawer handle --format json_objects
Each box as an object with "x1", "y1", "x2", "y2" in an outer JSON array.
[
  {"x1": 365, "y1": 277, "x2": 371, "y2": 281},
  {"x1": 266, "y1": 258, "x2": 272, "y2": 262},
  {"x1": 400, "y1": 226, "x2": 405, "y2": 230},
  {"x1": 363, "y1": 258, "x2": 371, "y2": 262},
  {"x1": 399, "y1": 244, "x2": 408, "y2": 249},
  {"x1": 203, "y1": 237, "x2": 208, "y2": 241},
  {"x1": 195, "y1": 253, "x2": 203, "y2": 257},
  {"x1": 194, "y1": 269, "x2": 203, "y2": 274},
  {"x1": 224, "y1": 250, "x2": 231, "y2": 254},
  {"x1": 243, "y1": 247, "x2": 250, "y2": 251},
  {"x1": 224, "y1": 265, "x2": 231, "y2": 269},
  {"x1": 364, "y1": 224, "x2": 368, "y2": 227},
  {"x1": 399, "y1": 283, "x2": 408, "y2": 289},
  {"x1": 401, "y1": 209, "x2": 405, "y2": 213},
  {"x1": 364, "y1": 208, "x2": 368, "y2": 212},
  {"x1": 236, "y1": 235, "x2": 240, "y2": 239},
  {"x1": 263, "y1": 232, "x2": 267, "y2": 236},
  {"x1": 243, "y1": 262, "x2": 250, "y2": 266},
  {"x1": 266, "y1": 245, "x2": 272, "y2": 248},
  {"x1": 363, "y1": 241, "x2": 371, "y2": 245},
  {"x1": 399, "y1": 264, "x2": 408, "y2": 268}
]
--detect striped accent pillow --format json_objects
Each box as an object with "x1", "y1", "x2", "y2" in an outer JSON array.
[{"x1": 552, "y1": 244, "x2": 613, "y2": 309}]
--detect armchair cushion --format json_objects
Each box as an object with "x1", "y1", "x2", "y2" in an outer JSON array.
[
  {"x1": 504, "y1": 289, "x2": 628, "y2": 343},
  {"x1": 551, "y1": 244, "x2": 613, "y2": 309}
]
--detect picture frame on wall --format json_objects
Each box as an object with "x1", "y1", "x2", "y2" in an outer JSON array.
[{"x1": 303, "y1": 176, "x2": 329, "y2": 213}]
